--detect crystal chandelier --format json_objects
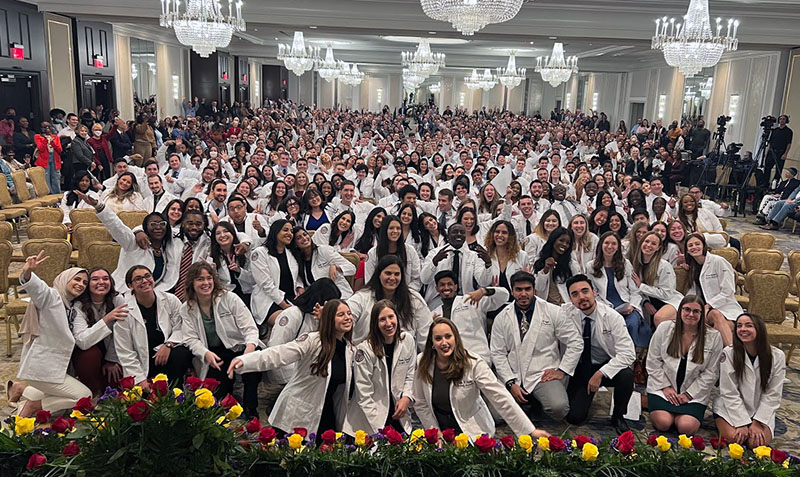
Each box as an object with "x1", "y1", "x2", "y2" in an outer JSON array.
[
  {"x1": 403, "y1": 68, "x2": 425, "y2": 90},
  {"x1": 401, "y1": 39, "x2": 445, "y2": 79},
  {"x1": 535, "y1": 43, "x2": 578, "y2": 87},
  {"x1": 464, "y1": 68, "x2": 496, "y2": 91},
  {"x1": 497, "y1": 51, "x2": 526, "y2": 89},
  {"x1": 428, "y1": 82, "x2": 441, "y2": 94},
  {"x1": 420, "y1": 0, "x2": 524, "y2": 36},
  {"x1": 315, "y1": 44, "x2": 344, "y2": 82},
  {"x1": 278, "y1": 32, "x2": 320, "y2": 76},
  {"x1": 160, "y1": 0, "x2": 245, "y2": 58},
  {"x1": 339, "y1": 63, "x2": 364, "y2": 86},
  {"x1": 652, "y1": 0, "x2": 738, "y2": 77},
  {"x1": 478, "y1": 68, "x2": 497, "y2": 91},
  {"x1": 464, "y1": 69, "x2": 482, "y2": 90}
]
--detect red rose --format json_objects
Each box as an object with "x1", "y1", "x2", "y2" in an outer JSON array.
[
  {"x1": 258, "y1": 427, "x2": 277, "y2": 444},
  {"x1": 202, "y1": 378, "x2": 220, "y2": 392},
  {"x1": 384, "y1": 427, "x2": 403, "y2": 445},
  {"x1": 320, "y1": 444, "x2": 332, "y2": 452},
  {"x1": 501, "y1": 435, "x2": 515, "y2": 449},
  {"x1": 617, "y1": 430, "x2": 635, "y2": 455},
  {"x1": 151, "y1": 380, "x2": 168, "y2": 397},
  {"x1": 35, "y1": 410, "x2": 51, "y2": 424},
  {"x1": 424, "y1": 428, "x2": 439, "y2": 445},
  {"x1": 647, "y1": 434, "x2": 658, "y2": 447},
  {"x1": 548, "y1": 436, "x2": 566, "y2": 452},
  {"x1": 574, "y1": 435, "x2": 592, "y2": 450},
  {"x1": 442, "y1": 428, "x2": 456, "y2": 444},
  {"x1": 62, "y1": 441, "x2": 80, "y2": 457},
  {"x1": 293, "y1": 427, "x2": 308, "y2": 438},
  {"x1": 709, "y1": 437, "x2": 727, "y2": 450},
  {"x1": 475, "y1": 435, "x2": 496, "y2": 453},
  {"x1": 245, "y1": 417, "x2": 261, "y2": 433},
  {"x1": 119, "y1": 376, "x2": 135, "y2": 390},
  {"x1": 186, "y1": 376, "x2": 203, "y2": 390},
  {"x1": 220, "y1": 394, "x2": 239, "y2": 408},
  {"x1": 771, "y1": 449, "x2": 789, "y2": 464},
  {"x1": 51, "y1": 417, "x2": 75, "y2": 434},
  {"x1": 127, "y1": 401, "x2": 150, "y2": 422},
  {"x1": 691, "y1": 436, "x2": 706, "y2": 451},
  {"x1": 73, "y1": 397, "x2": 94, "y2": 414},
  {"x1": 321, "y1": 429, "x2": 336, "y2": 445},
  {"x1": 26, "y1": 454, "x2": 46, "y2": 470}
]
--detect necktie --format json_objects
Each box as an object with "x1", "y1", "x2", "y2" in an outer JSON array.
[
  {"x1": 451, "y1": 249, "x2": 461, "y2": 294},
  {"x1": 172, "y1": 170, "x2": 179, "y2": 179},
  {"x1": 580, "y1": 317, "x2": 592, "y2": 366},
  {"x1": 439, "y1": 211, "x2": 447, "y2": 229},
  {"x1": 520, "y1": 310, "x2": 529, "y2": 340},
  {"x1": 526, "y1": 219, "x2": 532, "y2": 236},
  {"x1": 174, "y1": 241, "x2": 194, "y2": 302}
]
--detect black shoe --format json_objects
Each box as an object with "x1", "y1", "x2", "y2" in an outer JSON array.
[
  {"x1": 753, "y1": 215, "x2": 766, "y2": 225},
  {"x1": 611, "y1": 416, "x2": 630, "y2": 434}
]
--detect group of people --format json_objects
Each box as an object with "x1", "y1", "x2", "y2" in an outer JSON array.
[{"x1": 2, "y1": 100, "x2": 785, "y2": 448}]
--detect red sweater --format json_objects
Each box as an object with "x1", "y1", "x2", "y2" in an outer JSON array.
[{"x1": 33, "y1": 134, "x2": 63, "y2": 169}]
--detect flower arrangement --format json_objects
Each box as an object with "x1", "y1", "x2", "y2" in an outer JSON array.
[{"x1": 0, "y1": 376, "x2": 796, "y2": 476}]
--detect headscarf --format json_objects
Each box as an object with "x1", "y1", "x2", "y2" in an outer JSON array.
[{"x1": 19, "y1": 267, "x2": 87, "y2": 345}]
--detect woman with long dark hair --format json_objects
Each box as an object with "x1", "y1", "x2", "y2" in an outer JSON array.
[
  {"x1": 364, "y1": 215, "x2": 421, "y2": 290},
  {"x1": 714, "y1": 313, "x2": 785, "y2": 447},
  {"x1": 265, "y1": 180, "x2": 288, "y2": 217},
  {"x1": 345, "y1": 300, "x2": 416, "y2": 435},
  {"x1": 250, "y1": 219, "x2": 303, "y2": 328},
  {"x1": 485, "y1": 220, "x2": 528, "y2": 294},
  {"x1": 61, "y1": 171, "x2": 100, "y2": 232},
  {"x1": 292, "y1": 227, "x2": 355, "y2": 299},
  {"x1": 100, "y1": 171, "x2": 145, "y2": 212},
  {"x1": 646, "y1": 295, "x2": 722, "y2": 435},
  {"x1": 631, "y1": 231, "x2": 683, "y2": 326},
  {"x1": 607, "y1": 210, "x2": 628, "y2": 238},
  {"x1": 209, "y1": 221, "x2": 255, "y2": 309},
  {"x1": 398, "y1": 203, "x2": 422, "y2": 254},
  {"x1": 164, "y1": 198, "x2": 184, "y2": 230},
  {"x1": 300, "y1": 188, "x2": 330, "y2": 231},
  {"x1": 677, "y1": 193, "x2": 726, "y2": 249},
  {"x1": 312, "y1": 210, "x2": 358, "y2": 252},
  {"x1": 348, "y1": 255, "x2": 432, "y2": 350},
  {"x1": 414, "y1": 317, "x2": 549, "y2": 440},
  {"x1": 589, "y1": 207, "x2": 610, "y2": 236},
  {"x1": 228, "y1": 299, "x2": 356, "y2": 436},
  {"x1": 533, "y1": 227, "x2": 579, "y2": 305},
  {"x1": 418, "y1": 212, "x2": 444, "y2": 259}
]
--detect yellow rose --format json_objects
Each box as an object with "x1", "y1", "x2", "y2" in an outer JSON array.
[
  {"x1": 335, "y1": 432, "x2": 342, "y2": 441},
  {"x1": 14, "y1": 416, "x2": 35, "y2": 435},
  {"x1": 753, "y1": 446, "x2": 772, "y2": 460},
  {"x1": 355, "y1": 430, "x2": 367, "y2": 446},
  {"x1": 656, "y1": 435, "x2": 671, "y2": 452},
  {"x1": 225, "y1": 404, "x2": 243, "y2": 421},
  {"x1": 518, "y1": 435, "x2": 533, "y2": 453},
  {"x1": 194, "y1": 388, "x2": 215, "y2": 409},
  {"x1": 582, "y1": 443, "x2": 599, "y2": 461},
  {"x1": 288, "y1": 433, "x2": 304, "y2": 450},
  {"x1": 410, "y1": 429, "x2": 425, "y2": 442},
  {"x1": 455, "y1": 433, "x2": 469, "y2": 449},
  {"x1": 678, "y1": 434, "x2": 692, "y2": 449},
  {"x1": 216, "y1": 416, "x2": 225, "y2": 425},
  {"x1": 728, "y1": 443, "x2": 744, "y2": 460},
  {"x1": 173, "y1": 388, "x2": 183, "y2": 398},
  {"x1": 538, "y1": 436, "x2": 550, "y2": 452},
  {"x1": 70, "y1": 410, "x2": 88, "y2": 421},
  {"x1": 784, "y1": 460, "x2": 790, "y2": 469},
  {"x1": 152, "y1": 373, "x2": 168, "y2": 382}
]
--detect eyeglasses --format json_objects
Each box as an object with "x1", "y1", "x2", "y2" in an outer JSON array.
[
  {"x1": 148, "y1": 221, "x2": 167, "y2": 228},
  {"x1": 132, "y1": 273, "x2": 153, "y2": 284},
  {"x1": 681, "y1": 307, "x2": 702, "y2": 315}
]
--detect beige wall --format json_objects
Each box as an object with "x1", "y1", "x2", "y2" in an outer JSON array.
[
  {"x1": 781, "y1": 49, "x2": 800, "y2": 172},
  {"x1": 250, "y1": 62, "x2": 262, "y2": 107},
  {"x1": 43, "y1": 13, "x2": 78, "y2": 114},
  {"x1": 156, "y1": 43, "x2": 190, "y2": 118}
]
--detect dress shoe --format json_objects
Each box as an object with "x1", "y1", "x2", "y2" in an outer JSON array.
[{"x1": 611, "y1": 416, "x2": 631, "y2": 434}]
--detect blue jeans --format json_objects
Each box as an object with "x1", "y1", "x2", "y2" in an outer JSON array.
[
  {"x1": 767, "y1": 198, "x2": 800, "y2": 224},
  {"x1": 47, "y1": 152, "x2": 60, "y2": 194},
  {"x1": 623, "y1": 309, "x2": 651, "y2": 348}
]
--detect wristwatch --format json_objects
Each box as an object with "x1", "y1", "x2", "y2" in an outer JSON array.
[{"x1": 505, "y1": 379, "x2": 516, "y2": 391}]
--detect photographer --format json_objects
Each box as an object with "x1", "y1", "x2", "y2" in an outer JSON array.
[
  {"x1": 688, "y1": 120, "x2": 711, "y2": 159},
  {"x1": 764, "y1": 115, "x2": 793, "y2": 185}
]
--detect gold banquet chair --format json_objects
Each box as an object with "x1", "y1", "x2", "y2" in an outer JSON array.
[
  {"x1": 674, "y1": 267, "x2": 690, "y2": 295},
  {"x1": 27, "y1": 166, "x2": 63, "y2": 206},
  {"x1": 69, "y1": 209, "x2": 101, "y2": 227},
  {"x1": 0, "y1": 179, "x2": 29, "y2": 242},
  {"x1": 71, "y1": 224, "x2": 113, "y2": 265},
  {"x1": 29, "y1": 206, "x2": 64, "y2": 223},
  {"x1": 26, "y1": 223, "x2": 68, "y2": 240},
  {"x1": 118, "y1": 210, "x2": 148, "y2": 230},
  {"x1": 746, "y1": 270, "x2": 800, "y2": 364},
  {"x1": 0, "y1": 240, "x2": 15, "y2": 355},
  {"x1": 740, "y1": 232, "x2": 776, "y2": 254},
  {"x1": 10, "y1": 170, "x2": 43, "y2": 211},
  {"x1": 78, "y1": 241, "x2": 121, "y2": 271}
]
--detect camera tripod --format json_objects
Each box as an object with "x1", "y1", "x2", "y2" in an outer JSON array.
[
  {"x1": 733, "y1": 127, "x2": 773, "y2": 216},
  {"x1": 696, "y1": 124, "x2": 726, "y2": 197}
]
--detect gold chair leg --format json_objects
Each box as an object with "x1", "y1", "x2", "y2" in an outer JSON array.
[
  {"x1": 787, "y1": 344, "x2": 796, "y2": 365},
  {"x1": 12, "y1": 220, "x2": 19, "y2": 243},
  {"x1": 5, "y1": 314, "x2": 11, "y2": 358}
]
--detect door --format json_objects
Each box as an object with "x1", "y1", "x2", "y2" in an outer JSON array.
[
  {"x1": 81, "y1": 76, "x2": 115, "y2": 113},
  {"x1": 219, "y1": 85, "x2": 230, "y2": 106},
  {"x1": 629, "y1": 102, "x2": 645, "y2": 129},
  {"x1": 0, "y1": 72, "x2": 42, "y2": 126}
]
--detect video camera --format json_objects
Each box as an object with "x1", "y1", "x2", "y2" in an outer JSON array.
[
  {"x1": 761, "y1": 115, "x2": 776, "y2": 129},
  {"x1": 717, "y1": 115, "x2": 731, "y2": 127}
]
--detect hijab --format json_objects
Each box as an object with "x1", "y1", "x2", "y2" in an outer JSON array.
[{"x1": 19, "y1": 267, "x2": 87, "y2": 345}]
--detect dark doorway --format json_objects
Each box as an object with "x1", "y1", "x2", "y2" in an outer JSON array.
[
  {"x1": 0, "y1": 71, "x2": 42, "y2": 126},
  {"x1": 81, "y1": 76, "x2": 115, "y2": 112},
  {"x1": 220, "y1": 84, "x2": 230, "y2": 107}
]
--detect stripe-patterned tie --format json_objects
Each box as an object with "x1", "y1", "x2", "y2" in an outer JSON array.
[{"x1": 174, "y1": 241, "x2": 194, "y2": 302}]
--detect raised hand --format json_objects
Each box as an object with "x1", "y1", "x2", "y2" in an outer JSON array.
[{"x1": 21, "y1": 251, "x2": 48, "y2": 281}]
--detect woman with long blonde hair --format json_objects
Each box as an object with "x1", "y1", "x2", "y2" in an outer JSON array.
[{"x1": 631, "y1": 231, "x2": 683, "y2": 326}]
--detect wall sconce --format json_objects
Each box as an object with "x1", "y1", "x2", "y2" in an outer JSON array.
[
  {"x1": 172, "y1": 75, "x2": 180, "y2": 101},
  {"x1": 728, "y1": 94, "x2": 739, "y2": 125},
  {"x1": 565, "y1": 92, "x2": 572, "y2": 109},
  {"x1": 658, "y1": 94, "x2": 667, "y2": 119},
  {"x1": 592, "y1": 92, "x2": 598, "y2": 111},
  {"x1": 376, "y1": 88, "x2": 383, "y2": 104}
]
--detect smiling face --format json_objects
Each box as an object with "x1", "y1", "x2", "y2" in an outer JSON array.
[
  {"x1": 337, "y1": 213, "x2": 352, "y2": 233},
  {"x1": 214, "y1": 225, "x2": 234, "y2": 248},
  {"x1": 554, "y1": 233, "x2": 571, "y2": 256},
  {"x1": 117, "y1": 175, "x2": 132, "y2": 191},
  {"x1": 680, "y1": 300, "x2": 703, "y2": 328},
  {"x1": 570, "y1": 216, "x2": 586, "y2": 237},
  {"x1": 651, "y1": 223, "x2": 667, "y2": 242},
  {"x1": 167, "y1": 203, "x2": 182, "y2": 224},
  {"x1": 67, "y1": 271, "x2": 89, "y2": 297},
  {"x1": 377, "y1": 306, "x2": 398, "y2": 340},
  {"x1": 386, "y1": 220, "x2": 402, "y2": 243},
  {"x1": 640, "y1": 233, "x2": 661, "y2": 258},
  {"x1": 686, "y1": 236, "x2": 704, "y2": 258},
  {"x1": 436, "y1": 276, "x2": 457, "y2": 299},
  {"x1": 379, "y1": 264, "x2": 402, "y2": 292},
  {"x1": 493, "y1": 223, "x2": 510, "y2": 247},
  {"x1": 399, "y1": 208, "x2": 414, "y2": 226},
  {"x1": 459, "y1": 210, "x2": 475, "y2": 231},
  {"x1": 431, "y1": 323, "x2": 456, "y2": 358},
  {"x1": 735, "y1": 315, "x2": 757, "y2": 344},
  {"x1": 601, "y1": 234, "x2": 619, "y2": 257},
  {"x1": 669, "y1": 221, "x2": 685, "y2": 242},
  {"x1": 293, "y1": 228, "x2": 311, "y2": 250},
  {"x1": 568, "y1": 280, "x2": 596, "y2": 313},
  {"x1": 543, "y1": 215, "x2": 559, "y2": 234},
  {"x1": 334, "y1": 303, "x2": 354, "y2": 334},
  {"x1": 447, "y1": 224, "x2": 467, "y2": 249},
  {"x1": 192, "y1": 268, "x2": 215, "y2": 299},
  {"x1": 681, "y1": 195, "x2": 696, "y2": 213},
  {"x1": 145, "y1": 216, "x2": 167, "y2": 241},
  {"x1": 278, "y1": 223, "x2": 294, "y2": 245}
]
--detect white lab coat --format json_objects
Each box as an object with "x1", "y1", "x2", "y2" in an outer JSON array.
[
  {"x1": 488, "y1": 251, "x2": 530, "y2": 286},
  {"x1": 533, "y1": 258, "x2": 582, "y2": 303},
  {"x1": 431, "y1": 288, "x2": 509, "y2": 365},
  {"x1": 414, "y1": 355, "x2": 537, "y2": 440},
  {"x1": 113, "y1": 291, "x2": 185, "y2": 384},
  {"x1": 696, "y1": 207, "x2": 727, "y2": 249},
  {"x1": 572, "y1": 233, "x2": 599, "y2": 275},
  {"x1": 713, "y1": 346, "x2": 785, "y2": 434},
  {"x1": 234, "y1": 332, "x2": 355, "y2": 434},
  {"x1": 589, "y1": 259, "x2": 643, "y2": 314},
  {"x1": 490, "y1": 297, "x2": 583, "y2": 392},
  {"x1": 420, "y1": 243, "x2": 492, "y2": 307},
  {"x1": 16, "y1": 273, "x2": 75, "y2": 383},
  {"x1": 646, "y1": 321, "x2": 723, "y2": 406},
  {"x1": 301, "y1": 245, "x2": 356, "y2": 299},
  {"x1": 266, "y1": 307, "x2": 318, "y2": 384},
  {"x1": 637, "y1": 259, "x2": 684, "y2": 309},
  {"x1": 346, "y1": 288, "x2": 432, "y2": 351},
  {"x1": 181, "y1": 291, "x2": 263, "y2": 379},
  {"x1": 364, "y1": 242, "x2": 422, "y2": 290},
  {"x1": 219, "y1": 213, "x2": 269, "y2": 248},
  {"x1": 210, "y1": 252, "x2": 256, "y2": 296},
  {"x1": 60, "y1": 190, "x2": 100, "y2": 225},
  {"x1": 72, "y1": 295, "x2": 125, "y2": 363},
  {"x1": 687, "y1": 253, "x2": 743, "y2": 321},
  {"x1": 142, "y1": 190, "x2": 178, "y2": 214},
  {"x1": 344, "y1": 332, "x2": 416, "y2": 435},
  {"x1": 249, "y1": 246, "x2": 304, "y2": 325},
  {"x1": 562, "y1": 302, "x2": 637, "y2": 379}
]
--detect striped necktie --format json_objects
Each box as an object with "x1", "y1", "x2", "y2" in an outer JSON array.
[{"x1": 174, "y1": 241, "x2": 194, "y2": 302}]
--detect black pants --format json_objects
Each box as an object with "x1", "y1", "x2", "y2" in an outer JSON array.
[
  {"x1": 764, "y1": 149, "x2": 786, "y2": 185},
  {"x1": 566, "y1": 362, "x2": 634, "y2": 425},
  {"x1": 148, "y1": 344, "x2": 194, "y2": 386},
  {"x1": 206, "y1": 346, "x2": 261, "y2": 410}
]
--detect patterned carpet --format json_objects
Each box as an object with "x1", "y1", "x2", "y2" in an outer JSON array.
[{"x1": 0, "y1": 215, "x2": 798, "y2": 452}]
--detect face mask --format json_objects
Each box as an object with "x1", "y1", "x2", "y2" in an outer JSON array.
[
  {"x1": 93, "y1": 130, "x2": 102, "y2": 137},
  {"x1": 209, "y1": 151, "x2": 218, "y2": 158}
]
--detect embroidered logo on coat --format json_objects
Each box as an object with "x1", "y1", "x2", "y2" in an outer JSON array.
[
  {"x1": 355, "y1": 349, "x2": 366, "y2": 363},
  {"x1": 296, "y1": 333, "x2": 308, "y2": 342},
  {"x1": 279, "y1": 315, "x2": 289, "y2": 326}
]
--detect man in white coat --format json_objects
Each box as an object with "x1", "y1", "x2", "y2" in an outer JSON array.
[
  {"x1": 490, "y1": 271, "x2": 583, "y2": 421},
  {"x1": 142, "y1": 175, "x2": 178, "y2": 213},
  {"x1": 561, "y1": 274, "x2": 636, "y2": 433},
  {"x1": 113, "y1": 265, "x2": 193, "y2": 391}
]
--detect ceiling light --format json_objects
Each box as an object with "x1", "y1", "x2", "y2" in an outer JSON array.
[
  {"x1": 536, "y1": 43, "x2": 578, "y2": 87},
  {"x1": 278, "y1": 31, "x2": 319, "y2": 76},
  {"x1": 429, "y1": 31, "x2": 437, "y2": 34},
  {"x1": 309, "y1": 25, "x2": 317, "y2": 29},
  {"x1": 421, "y1": 0, "x2": 523, "y2": 36},
  {"x1": 382, "y1": 35, "x2": 469, "y2": 45},
  {"x1": 160, "y1": 0, "x2": 245, "y2": 57},
  {"x1": 549, "y1": 36, "x2": 557, "y2": 40}
]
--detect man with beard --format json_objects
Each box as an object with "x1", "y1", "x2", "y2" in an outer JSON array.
[{"x1": 550, "y1": 184, "x2": 580, "y2": 224}]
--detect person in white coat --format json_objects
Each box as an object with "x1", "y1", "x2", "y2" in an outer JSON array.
[
  {"x1": 364, "y1": 215, "x2": 422, "y2": 290},
  {"x1": 344, "y1": 300, "x2": 416, "y2": 436},
  {"x1": 484, "y1": 220, "x2": 529, "y2": 295},
  {"x1": 292, "y1": 227, "x2": 356, "y2": 299},
  {"x1": 347, "y1": 255, "x2": 432, "y2": 350},
  {"x1": 60, "y1": 171, "x2": 100, "y2": 232},
  {"x1": 8, "y1": 255, "x2": 92, "y2": 416},
  {"x1": 562, "y1": 275, "x2": 637, "y2": 432},
  {"x1": 181, "y1": 262, "x2": 262, "y2": 419},
  {"x1": 677, "y1": 193, "x2": 727, "y2": 249},
  {"x1": 533, "y1": 227, "x2": 581, "y2": 305},
  {"x1": 631, "y1": 231, "x2": 683, "y2": 326},
  {"x1": 646, "y1": 295, "x2": 723, "y2": 435},
  {"x1": 414, "y1": 317, "x2": 550, "y2": 440},
  {"x1": 229, "y1": 299, "x2": 356, "y2": 436},
  {"x1": 569, "y1": 214, "x2": 599, "y2": 275},
  {"x1": 208, "y1": 221, "x2": 256, "y2": 309},
  {"x1": 432, "y1": 271, "x2": 509, "y2": 366},
  {"x1": 219, "y1": 196, "x2": 269, "y2": 248},
  {"x1": 714, "y1": 313, "x2": 785, "y2": 447},
  {"x1": 490, "y1": 271, "x2": 583, "y2": 422},
  {"x1": 683, "y1": 233, "x2": 740, "y2": 346},
  {"x1": 141, "y1": 175, "x2": 178, "y2": 214},
  {"x1": 113, "y1": 265, "x2": 193, "y2": 391}
]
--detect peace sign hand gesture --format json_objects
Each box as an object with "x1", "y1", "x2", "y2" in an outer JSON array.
[{"x1": 22, "y1": 251, "x2": 49, "y2": 282}]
